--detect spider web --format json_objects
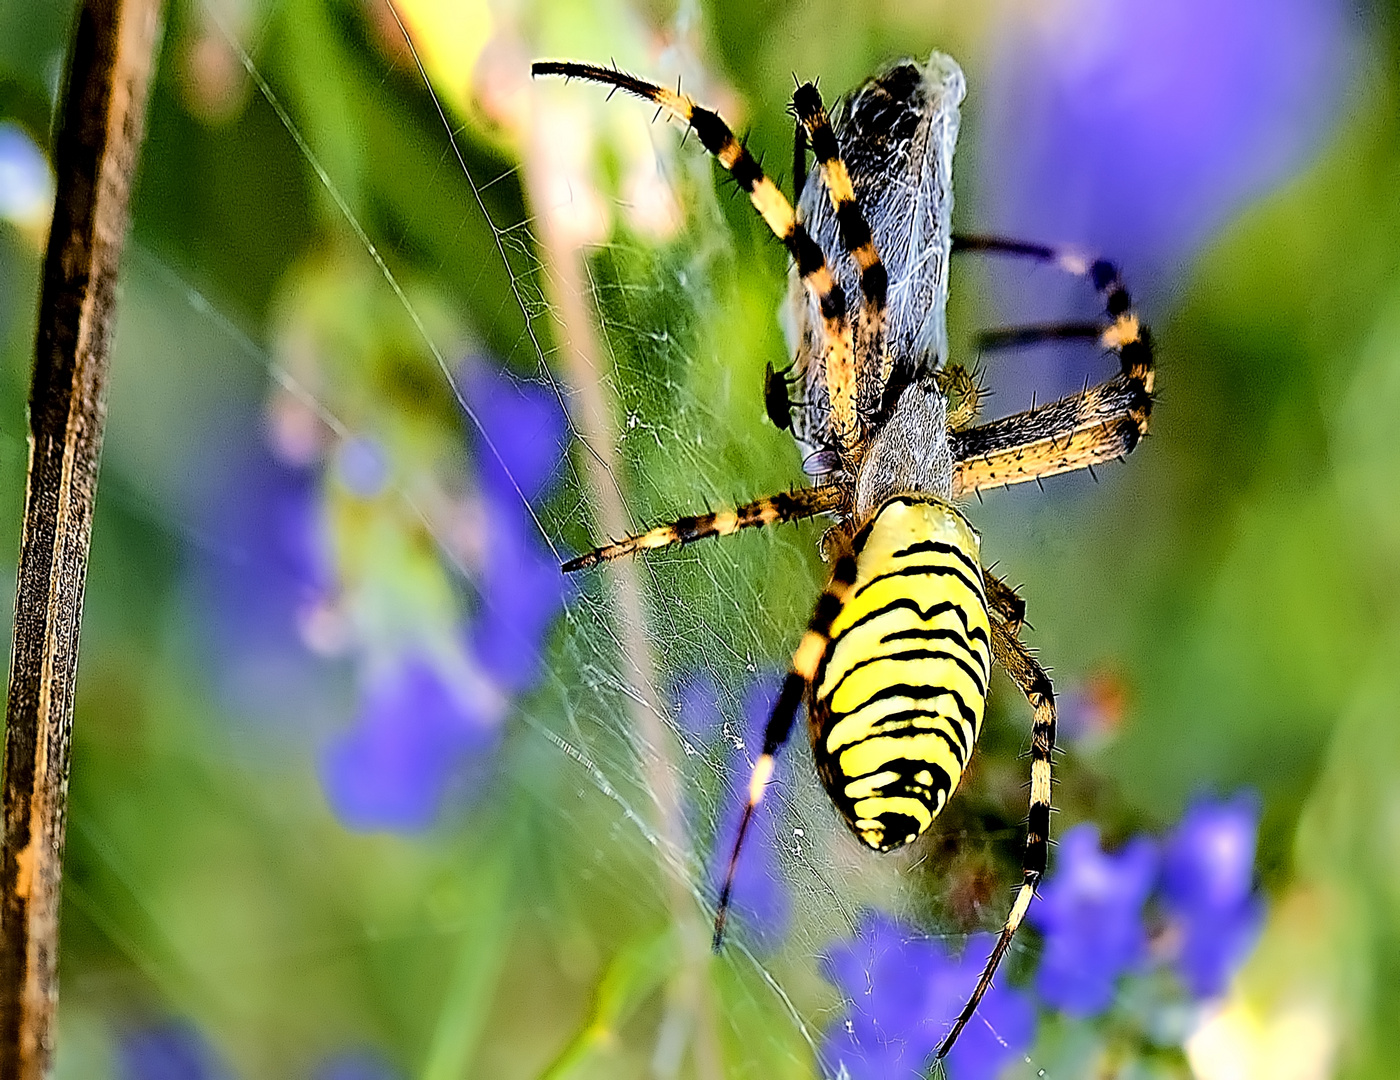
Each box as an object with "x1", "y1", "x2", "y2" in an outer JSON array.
[{"x1": 50, "y1": 4, "x2": 1067, "y2": 1078}]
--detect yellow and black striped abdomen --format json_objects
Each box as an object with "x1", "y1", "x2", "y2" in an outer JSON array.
[{"x1": 810, "y1": 496, "x2": 991, "y2": 852}]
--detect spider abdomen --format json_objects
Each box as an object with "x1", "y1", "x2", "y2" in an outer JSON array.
[{"x1": 809, "y1": 496, "x2": 990, "y2": 852}]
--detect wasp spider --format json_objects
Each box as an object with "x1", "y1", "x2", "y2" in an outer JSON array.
[{"x1": 534, "y1": 52, "x2": 1155, "y2": 1061}]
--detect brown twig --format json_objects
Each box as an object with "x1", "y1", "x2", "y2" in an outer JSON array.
[{"x1": 0, "y1": 1, "x2": 163, "y2": 1076}]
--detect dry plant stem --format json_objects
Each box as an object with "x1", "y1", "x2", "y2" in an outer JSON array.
[
  {"x1": 524, "y1": 131, "x2": 722, "y2": 1080},
  {"x1": 0, "y1": 1, "x2": 162, "y2": 1075}
]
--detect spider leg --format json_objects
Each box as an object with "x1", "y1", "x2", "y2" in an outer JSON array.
[
  {"x1": 935, "y1": 572, "x2": 1055, "y2": 1061},
  {"x1": 952, "y1": 232, "x2": 1096, "y2": 271},
  {"x1": 935, "y1": 363, "x2": 985, "y2": 431},
  {"x1": 532, "y1": 61, "x2": 857, "y2": 449},
  {"x1": 562, "y1": 485, "x2": 846, "y2": 572},
  {"x1": 976, "y1": 321, "x2": 1104, "y2": 352},
  {"x1": 984, "y1": 573, "x2": 1025, "y2": 635},
  {"x1": 947, "y1": 237, "x2": 1154, "y2": 492},
  {"x1": 790, "y1": 83, "x2": 888, "y2": 372},
  {"x1": 952, "y1": 233, "x2": 1154, "y2": 387},
  {"x1": 712, "y1": 543, "x2": 859, "y2": 949},
  {"x1": 950, "y1": 371, "x2": 1152, "y2": 495},
  {"x1": 791, "y1": 105, "x2": 809, "y2": 203}
]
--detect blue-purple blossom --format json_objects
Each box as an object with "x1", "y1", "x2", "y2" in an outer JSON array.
[
  {"x1": 979, "y1": 0, "x2": 1354, "y2": 287},
  {"x1": 467, "y1": 484, "x2": 569, "y2": 692},
  {"x1": 320, "y1": 364, "x2": 568, "y2": 830},
  {"x1": 314, "y1": 1048, "x2": 404, "y2": 1080},
  {"x1": 0, "y1": 122, "x2": 52, "y2": 228},
  {"x1": 675, "y1": 672, "x2": 723, "y2": 748},
  {"x1": 461, "y1": 363, "x2": 569, "y2": 504},
  {"x1": 1029, "y1": 824, "x2": 1157, "y2": 1017},
  {"x1": 822, "y1": 914, "x2": 1035, "y2": 1080},
  {"x1": 188, "y1": 430, "x2": 335, "y2": 727},
  {"x1": 319, "y1": 657, "x2": 500, "y2": 831},
  {"x1": 117, "y1": 1020, "x2": 232, "y2": 1080},
  {"x1": 1160, "y1": 792, "x2": 1264, "y2": 999},
  {"x1": 464, "y1": 365, "x2": 570, "y2": 691}
]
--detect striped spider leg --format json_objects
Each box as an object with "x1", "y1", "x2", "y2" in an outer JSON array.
[
  {"x1": 531, "y1": 61, "x2": 862, "y2": 459},
  {"x1": 711, "y1": 535, "x2": 860, "y2": 948},
  {"x1": 933, "y1": 569, "x2": 1056, "y2": 1062},
  {"x1": 790, "y1": 81, "x2": 889, "y2": 390},
  {"x1": 561, "y1": 485, "x2": 847, "y2": 572},
  {"x1": 948, "y1": 238, "x2": 1157, "y2": 494}
]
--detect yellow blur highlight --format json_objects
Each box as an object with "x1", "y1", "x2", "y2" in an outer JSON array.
[{"x1": 393, "y1": 0, "x2": 493, "y2": 112}]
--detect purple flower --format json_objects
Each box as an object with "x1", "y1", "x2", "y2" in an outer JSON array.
[
  {"x1": 467, "y1": 487, "x2": 568, "y2": 692},
  {"x1": 314, "y1": 1048, "x2": 403, "y2": 1080},
  {"x1": 979, "y1": 0, "x2": 1354, "y2": 287},
  {"x1": 675, "y1": 672, "x2": 723, "y2": 748},
  {"x1": 187, "y1": 430, "x2": 335, "y2": 727},
  {"x1": 1160, "y1": 792, "x2": 1264, "y2": 999},
  {"x1": 321, "y1": 362, "x2": 569, "y2": 831},
  {"x1": 463, "y1": 365, "x2": 570, "y2": 691},
  {"x1": 319, "y1": 657, "x2": 500, "y2": 831},
  {"x1": 822, "y1": 914, "x2": 1035, "y2": 1080},
  {"x1": 0, "y1": 122, "x2": 52, "y2": 228},
  {"x1": 1029, "y1": 824, "x2": 1157, "y2": 1017},
  {"x1": 117, "y1": 1020, "x2": 232, "y2": 1080},
  {"x1": 461, "y1": 363, "x2": 569, "y2": 504}
]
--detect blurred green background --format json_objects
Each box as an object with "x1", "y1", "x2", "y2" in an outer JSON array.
[{"x1": 2, "y1": 0, "x2": 1400, "y2": 1077}]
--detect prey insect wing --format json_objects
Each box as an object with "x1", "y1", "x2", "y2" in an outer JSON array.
[{"x1": 788, "y1": 54, "x2": 964, "y2": 467}]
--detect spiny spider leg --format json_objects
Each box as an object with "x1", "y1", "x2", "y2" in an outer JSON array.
[
  {"x1": 712, "y1": 541, "x2": 859, "y2": 949},
  {"x1": 562, "y1": 486, "x2": 846, "y2": 572},
  {"x1": 948, "y1": 235, "x2": 1155, "y2": 492},
  {"x1": 532, "y1": 61, "x2": 859, "y2": 452},
  {"x1": 790, "y1": 82, "x2": 889, "y2": 375},
  {"x1": 934, "y1": 570, "x2": 1055, "y2": 1061},
  {"x1": 950, "y1": 373, "x2": 1152, "y2": 495}
]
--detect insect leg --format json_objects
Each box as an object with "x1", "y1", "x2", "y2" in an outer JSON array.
[
  {"x1": 934, "y1": 576, "x2": 1055, "y2": 1060},
  {"x1": 532, "y1": 61, "x2": 856, "y2": 430},
  {"x1": 712, "y1": 544, "x2": 859, "y2": 949},
  {"x1": 562, "y1": 485, "x2": 846, "y2": 572}
]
